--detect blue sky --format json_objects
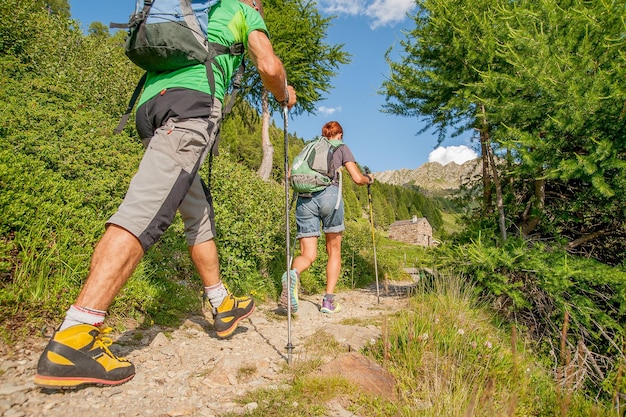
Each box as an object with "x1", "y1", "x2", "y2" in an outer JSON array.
[{"x1": 68, "y1": 0, "x2": 477, "y2": 172}]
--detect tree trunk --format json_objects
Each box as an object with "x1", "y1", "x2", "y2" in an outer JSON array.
[
  {"x1": 481, "y1": 104, "x2": 506, "y2": 241},
  {"x1": 567, "y1": 229, "x2": 611, "y2": 250},
  {"x1": 257, "y1": 89, "x2": 274, "y2": 181},
  {"x1": 521, "y1": 178, "x2": 545, "y2": 237},
  {"x1": 480, "y1": 130, "x2": 493, "y2": 214},
  {"x1": 485, "y1": 139, "x2": 507, "y2": 242}
]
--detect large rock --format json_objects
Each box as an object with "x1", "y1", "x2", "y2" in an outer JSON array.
[{"x1": 317, "y1": 352, "x2": 396, "y2": 401}]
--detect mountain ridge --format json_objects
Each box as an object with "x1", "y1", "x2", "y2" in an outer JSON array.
[{"x1": 375, "y1": 159, "x2": 482, "y2": 191}]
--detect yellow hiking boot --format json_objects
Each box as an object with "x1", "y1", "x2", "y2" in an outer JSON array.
[
  {"x1": 208, "y1": 293, "x2": 255, "y2": 338},
  {"x1": 34, "y1": 324, "x2": 135, "y2": 389}
]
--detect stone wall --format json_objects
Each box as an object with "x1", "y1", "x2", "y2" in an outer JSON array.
[{"x1": 388, "y1": 216, "x2": 433, "y2": 247}]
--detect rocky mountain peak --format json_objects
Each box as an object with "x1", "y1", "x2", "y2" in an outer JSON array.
[{"x1": 375, "y1": 159, "x2": 482, "y2": 191}]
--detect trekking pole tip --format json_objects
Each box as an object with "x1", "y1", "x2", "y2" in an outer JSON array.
[{"x1": 285, "y1": 342, "x2": 295, "y2": 365}]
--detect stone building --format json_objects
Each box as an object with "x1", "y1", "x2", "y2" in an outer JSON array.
[{"x1": 388, "y1": 216, "x2": 433, "y2": 247}]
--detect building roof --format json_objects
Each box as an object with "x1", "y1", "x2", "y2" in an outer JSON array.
[{"x1": 389, "y1": 217, "x2": 430, "y2": 228}]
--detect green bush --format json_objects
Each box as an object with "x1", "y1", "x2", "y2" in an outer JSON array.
[
  {"x1": 432, "y1": 234, "x2": 626, "y2": 399},
  {"x1": 209, "y1": 155, "x2": 286, "y2": 297}
]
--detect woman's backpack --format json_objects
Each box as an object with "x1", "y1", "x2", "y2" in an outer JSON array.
[{"x1": 290, "y1": 137, "x2": 344, "y2": 194}]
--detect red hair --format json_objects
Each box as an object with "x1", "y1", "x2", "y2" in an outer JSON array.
[{"x1": 321, "y1": 121, "x2": 343, "y2": 139}]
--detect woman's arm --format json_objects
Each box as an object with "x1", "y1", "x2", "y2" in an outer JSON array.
[{"x1": 344, "y1": 161, "x2": 373, "y2": 186}]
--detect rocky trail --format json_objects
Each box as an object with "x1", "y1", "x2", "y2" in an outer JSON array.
[{"x1": 0, "y1": 284, "x2": 414, "y2": 417}]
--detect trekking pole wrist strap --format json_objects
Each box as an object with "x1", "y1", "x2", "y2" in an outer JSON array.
[{"x1": 275, "y1": 87, "x2": 289, "y2": 107}]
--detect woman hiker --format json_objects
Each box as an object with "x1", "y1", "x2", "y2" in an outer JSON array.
[{"x1": 280, "y1": 121, "x2": 374, "y2": 314}]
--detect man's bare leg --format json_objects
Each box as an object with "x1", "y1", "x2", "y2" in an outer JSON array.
[
  {"x1": 34, "y1": 224, "x2": 141, "y2": 389},
  {"x1": 189, "y1": 239, "x2": 220, "y2": 287},
  {"x1": 75, "y1": 224, "x2": 144, "y2": 310},
  {"x1": 190, "y1": 239, "x2": 254, "y2": 338}
]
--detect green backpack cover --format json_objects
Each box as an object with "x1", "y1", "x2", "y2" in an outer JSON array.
[{"x1": 290, "y1": 137, "x2": 344, "y2": 194}]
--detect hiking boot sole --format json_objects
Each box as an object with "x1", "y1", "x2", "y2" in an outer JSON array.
[
  {"x1": 275, "y1": 305, "x2": 298, "y2": 316},
  {"x1": 34, "y1": 373, "x2": 135, "y2": 389},
  {"x1": 280, "y1": 271, "x2": 299, "y2": 313}
]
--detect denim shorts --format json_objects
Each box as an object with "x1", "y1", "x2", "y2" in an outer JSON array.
[{"x1": 295, "y1": 185, "x2": 345, "y2": 239}]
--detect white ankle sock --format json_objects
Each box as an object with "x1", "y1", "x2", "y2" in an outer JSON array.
[
  {"x1": 59, "y1": 305, "x2": 106, "y2": 331},
  {"x1": 204, "y1": 282, "x2": 228, "y2": 308}
]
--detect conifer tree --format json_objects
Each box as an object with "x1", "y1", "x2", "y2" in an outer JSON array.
[
  {"x1": 243, "y1": 0, "x2": 351, "y2": 180},
  {"x1": 381, "y1": 0, "x2": 626, "y2": 258}
]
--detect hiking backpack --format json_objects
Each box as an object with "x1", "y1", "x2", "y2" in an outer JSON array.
[
  {"x1": 290, "y1": 137, "x2": 344, "y2": 195},
  {"x1": 111, "y1": 0, "x2": 245, "y2": 135}
]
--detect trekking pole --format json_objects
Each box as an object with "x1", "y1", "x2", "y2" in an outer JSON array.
[
  {"x1": 364, "y1": 167, "x2": 380, "y2": 304},
  {"x1": 282, "y1": 104, "x2": 294, "y2": 365}
]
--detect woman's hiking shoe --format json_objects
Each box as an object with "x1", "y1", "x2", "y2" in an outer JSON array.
[
  {"x1": 279, "y1": 270, "x2": 299, "y2": 313},
  {"x1": 320, "y1": 297, "x2": 341, "y2": 314},
  {"x1": 209, "y1": 293, "x2": 255, "y2": 338},
  {"x1": 34, "y1": 324, "x2": 135, "y2": 389}
]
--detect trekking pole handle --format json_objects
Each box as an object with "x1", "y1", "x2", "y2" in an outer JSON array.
[{"x1": 364, "y1": 167, "x2": 372, "y2": 189}]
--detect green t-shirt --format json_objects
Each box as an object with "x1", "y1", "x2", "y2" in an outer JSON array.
[{"x1": 137, "y1": 0, "x2": 267, "y2": 107}]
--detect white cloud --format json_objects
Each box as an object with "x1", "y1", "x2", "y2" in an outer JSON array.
[
  {"x1": 317, "y1": 0, "x2": 415, "y2": 28},
  {"x1": 320, "y1": 0, "x2": 361, "y2": 15},
  {"x1": 428, "y1": 145, "x2": 478, "y2": 165},
  {"x1": 365, "y1": 0, "x2": 416, "y2": 28},
  {"x1": 317, "y1": 106, "x2": 342, "y2": 115}
]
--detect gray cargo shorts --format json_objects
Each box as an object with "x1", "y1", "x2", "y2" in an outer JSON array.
[{"x1": 108, "y1": 99, "x2": 222, "y2": 252}]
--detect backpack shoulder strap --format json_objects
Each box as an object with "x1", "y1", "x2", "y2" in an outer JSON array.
[
  {"x1": 329, "y1": 140, "x2": 344, "y2": 209},
  {"x1": 113, "y1": 72, "x2": 147, "y2": 134},
  {"x1": 207, "y1": 43, "x2": 244, "y2": 155},
  {"x1": 334, "y1": 168, "x2": 342, "y2": 209}
]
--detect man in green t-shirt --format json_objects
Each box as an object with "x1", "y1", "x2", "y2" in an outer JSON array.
[{"x1": 34, "y1": 0, "x2": 296, "y2": 390}]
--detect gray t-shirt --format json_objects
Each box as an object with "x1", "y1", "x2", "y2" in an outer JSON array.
[{"x1": 330, "y1": 144, "x2": 356, "y2": 185}]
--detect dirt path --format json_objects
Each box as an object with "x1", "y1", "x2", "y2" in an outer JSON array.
[{"x1": 0, "y1": 285, "x2": 412, "y2": 417}]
